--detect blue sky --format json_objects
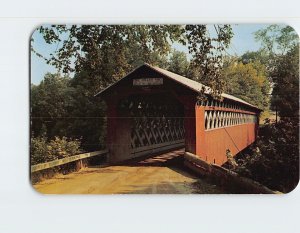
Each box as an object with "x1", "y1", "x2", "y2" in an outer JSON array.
[{"x1": 30, "y1": 24, "x2": 270, "y2": 85}]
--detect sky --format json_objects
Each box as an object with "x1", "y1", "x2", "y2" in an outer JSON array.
[{"x1": 30, "y1": 24, "x2": 270, "y2": 85}]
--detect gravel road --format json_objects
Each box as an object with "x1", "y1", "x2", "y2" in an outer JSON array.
[{"x1": 33, "y1": 150, "x2": 225, "y2": 194}]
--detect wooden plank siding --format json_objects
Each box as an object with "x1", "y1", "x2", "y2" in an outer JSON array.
[{"x1": 195, "y1": 105, "x2": 258, "y2": 165}]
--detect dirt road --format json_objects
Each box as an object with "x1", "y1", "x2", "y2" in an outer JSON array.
[{"x1": 33, "y1": 150, "x2": 224, "y2": 194}]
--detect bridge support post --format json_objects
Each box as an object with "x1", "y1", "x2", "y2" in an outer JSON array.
[
  {"x1": 195, "y1": 105, "x2": 206, "y2": 160},
  {"x1": 181, "y1": 97, "x2": 197, "y2": 154},
  {"x1": 106, "y1": 99, "x2": 131, "y2": 164}
]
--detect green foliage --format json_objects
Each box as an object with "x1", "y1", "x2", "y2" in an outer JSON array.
[
  {"x1": 249, "y1": 25, "x2": 299, "y2": 117},
  {"x1": 32, "y1": 25, "x2": 184, "y2": 92},
  {"x1": 185, "y1": 24, "x2": 233, "y2": 99},
  {"x1": 31, "y1": 72, "x2": 107, "y2": 151},
  {"x1": 33, "y1": 24, "x2": 234, "y2": 97},
  {"x1": 31, "y1": 136, "x2": 82, "y2": 165},
  {"x1": 31, "y1": 73, "x2": 73, "y2": 118},
  {"x1": 271, "y1": 45, "x2": 299, "y2": 117},
  {"x1": 47, "y1": 136, "x2": 82, "y2": 160},
  {"x1": 254, "y1": 24, "x2": 298, "y2": 55},
  {"x1": 233, "y1": 25, "x2": 299, "y2": 193},
  {"x1": 68, "y1": 71, "x2": 107, "y2": 151},
  {"x1": 254, "y1": 24, "x2": 299, "y2": 73},
  {"x1": 31, "y1": 73, "x2": 74, "y2": 137},
  {"x1": 240, "y1": 50, "x2": 269, "y2": 67},
  {"x1": 222, "y1": 61, "x2": 271, "y2": 110},
  {"x1": 235, "y1": 119, "x2": 299, "y2": 193},
  {"x1": 167, "y1": 50, "x2": 190, "y2": 76},
  {"x1": 31, "y1": 136, "x2": 49, "y2": 165}
]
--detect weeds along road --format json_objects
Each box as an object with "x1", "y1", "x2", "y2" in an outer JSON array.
[{"x1": 33, "y1": 150, "x2": 225, "y2": 194}]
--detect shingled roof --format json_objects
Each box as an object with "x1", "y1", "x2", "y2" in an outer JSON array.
[{"x1": 95, "y1": 63, "x2": 261, "y2": 110}]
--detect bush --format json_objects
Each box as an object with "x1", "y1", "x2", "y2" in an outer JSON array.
[
  {"x1": 31, "y1": 136, "x2": 49, "y2": 165},
  {"x1": 31, "y1": 136, "x2": 82, "y2": 165},
  {"x1": 234, "y1": 119, "x2": 299, "y2": 193}
]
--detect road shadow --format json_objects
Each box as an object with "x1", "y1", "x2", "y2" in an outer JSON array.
[{"x1": 118, "y1": 149, "x2": 185, "y2": 167}]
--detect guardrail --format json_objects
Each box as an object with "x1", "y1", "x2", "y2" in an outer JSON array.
[
  {"x1": 31, "y1": 149, "x2": 109, "y2": 173},
  {"x1": 184, "y1": 152, "x2": 281, "y2": 194}
]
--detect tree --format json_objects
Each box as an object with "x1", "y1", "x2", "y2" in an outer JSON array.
[
  {"x1": 31, "y1": 73, "x2": 75, "y2": 138},
  {"x1": 33, "y1": 25, "x2": 184, "y2": 93},
  {"x1": 255, "y1": 25, "x2": 298, "y2": 56},
  {"x1": 222, "y1": 61, "x2": 271, "y2": 110},
  {"x1": 271, "y1": 45, "x2": 299, "y2": 118},
  {"x1": 233, "y1": 26, "x2": 299, "y2": 193},
  {"x1": 185, "y1": 25, "x2": 233, "y2": 99},
  {"x1": 240, "y1": 50, "x2": 269, "y2": 67},
  {"x1": 167, "y1": 50, "x2": 190, "y2": 76},
  {"x1": 68, "y1": 71, "x2": 107, "y2": 150},
  {"x1": 31, "y1": 72, "x2": 107, "y2": 151},
  {"x1": 33, "y1": 24, "x2": 233, "y2": 96},
  {"x1": 254, "y1": 24, "x2": 299, "y2": 116},
  {"x1": 254, "y1": 24, "x2": 299, "y2": 73}
]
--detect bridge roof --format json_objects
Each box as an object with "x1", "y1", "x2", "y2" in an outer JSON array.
[{"x1": 96, "y1": 63, "x2": 262, "y2": 111}]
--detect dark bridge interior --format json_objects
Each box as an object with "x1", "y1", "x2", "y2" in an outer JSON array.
[{"x1": 118, "y1": 93, "x2": 185, "y2": 159}]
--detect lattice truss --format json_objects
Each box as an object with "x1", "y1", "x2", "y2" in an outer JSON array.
[
  {"x1": 119, "y1": 94, "x2": 185, "y2": 149},
  {"x1": 200, "y1": 100, "x2": 257, "y2": 130}
]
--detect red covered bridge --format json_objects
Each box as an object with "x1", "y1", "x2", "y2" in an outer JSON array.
[{"x1": 96, "y1": 64, "x2": 261, "y2": 166}]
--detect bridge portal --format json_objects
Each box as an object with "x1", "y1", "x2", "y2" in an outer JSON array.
[{"x1": 96, "y1": 64, "x2": 261, "y2": 164}]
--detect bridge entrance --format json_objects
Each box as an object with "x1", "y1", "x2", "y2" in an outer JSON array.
[
  {"x1": 119, "y1": 93, "x2": 185, "y2": 158},
  {"x1": 96, "y1": 64, "x2": 197, "y2": 163}
]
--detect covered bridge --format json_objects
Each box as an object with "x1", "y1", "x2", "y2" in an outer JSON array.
[{"x1": 96, "y1": 64, "x2": 261, "y2": 165}]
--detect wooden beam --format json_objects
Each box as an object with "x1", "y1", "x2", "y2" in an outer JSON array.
[{"x1": 31, "y1": 150, "x2": 108, "y2": 173}]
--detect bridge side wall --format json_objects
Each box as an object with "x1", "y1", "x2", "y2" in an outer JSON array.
[{"x1": 195, "y1": 105, "x2": 259, "y2": 165}]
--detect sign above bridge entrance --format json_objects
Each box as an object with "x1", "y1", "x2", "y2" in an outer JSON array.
[{"x1": 133, "y1": 78, "x2": 163, "y2": 86}]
